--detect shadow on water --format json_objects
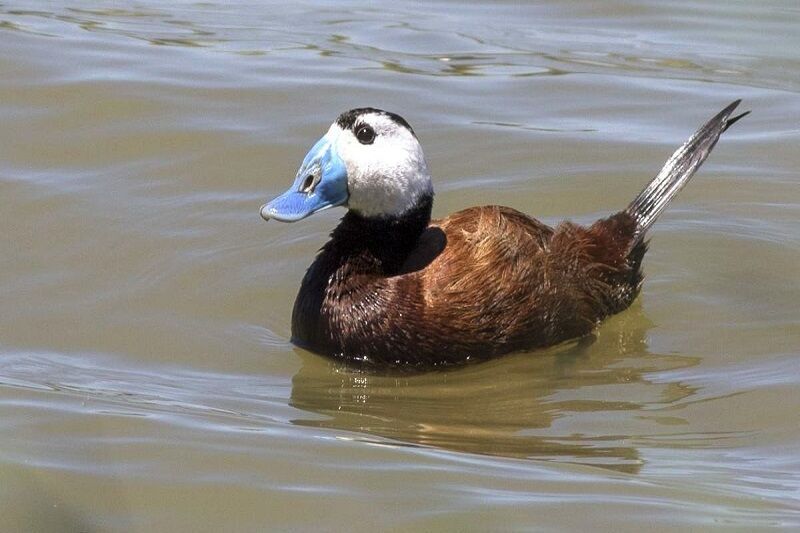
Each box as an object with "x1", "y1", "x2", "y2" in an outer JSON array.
[{"x1": 289, "y1": 301, "x2": 701, "y2": 474}]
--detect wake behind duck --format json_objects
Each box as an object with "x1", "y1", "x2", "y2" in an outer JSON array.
[{"x1": 261, "y1": 101, "x2": 748, "y2": 371}]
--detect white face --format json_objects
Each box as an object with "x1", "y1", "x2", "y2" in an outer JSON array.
[{"x1": 330, "y1": 111, "x2": 433, "y2": 218}]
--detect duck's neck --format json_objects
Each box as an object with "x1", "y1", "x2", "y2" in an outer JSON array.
[
  {"x1": 326, "y1": 194, "x2": 433, "y2": 275},
  {"x1": 291, "y1": 195, "x2": 432, "y2": 354}
]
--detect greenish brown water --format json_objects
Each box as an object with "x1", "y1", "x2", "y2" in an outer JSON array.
[{"x1": 1, "y1": 1, "x2": 799, "y2": 531}]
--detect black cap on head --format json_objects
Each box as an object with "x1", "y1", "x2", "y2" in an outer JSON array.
[{"x1": 336, "y1": 108, "x2": 416, "y2": 138}]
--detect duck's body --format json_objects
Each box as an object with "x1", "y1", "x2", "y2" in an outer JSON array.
[
  {"x1": 292, "y1": 201, "x2": 645, "y2": 369},
  {"x1": 262, "y1": 102, "x2": 747, "y2": 371}
]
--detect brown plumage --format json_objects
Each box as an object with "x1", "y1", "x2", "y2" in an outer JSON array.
[
  {"x1": 269, "y1": 101, "x2": 748, "y2": 371},
  {"x1": 292, "y1": 199, "x2": 647, "y2": 370}
]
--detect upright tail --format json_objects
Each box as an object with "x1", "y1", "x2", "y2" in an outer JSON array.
[{"x1": 625, "y1": 100, "x2": 749, "y2": 247}]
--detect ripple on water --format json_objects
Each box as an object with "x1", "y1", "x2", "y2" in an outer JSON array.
[{"x1": 1, "y1": 0, "x2": 800, "y2": 530}]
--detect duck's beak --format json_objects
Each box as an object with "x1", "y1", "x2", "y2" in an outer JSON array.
[{"x1": 260, "y1": 132, "x2": 349, "y2": 222}]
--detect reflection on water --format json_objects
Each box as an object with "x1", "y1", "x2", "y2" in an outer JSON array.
[
  {"x1": 291, "y1": 304, "x2": 699, "y2": 474},
  {"x1": 1, "y1": 4, "x2": 224, "y2": 48},
  {"x1": 0, "y1": 2, "x2": 784, "y2": 87}
]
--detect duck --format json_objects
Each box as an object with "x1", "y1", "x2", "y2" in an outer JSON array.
[{"x1": 261, "y1": 101, "x2": 748, "y2": 371}]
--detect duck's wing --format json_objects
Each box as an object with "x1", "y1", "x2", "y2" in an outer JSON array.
[
  {"x1": 403, "y1": 207, "x2": 564, "y2": 345},
  {"x1": 429, "y1": 205, "x2": 552, "y2": 278},
  {"x1": 400, "y1": 205, "x2": 553, "y2": 276}
]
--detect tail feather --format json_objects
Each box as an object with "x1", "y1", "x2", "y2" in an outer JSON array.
[{"x1": 625, "y1": 100, "x2": 748, "y2": 247}]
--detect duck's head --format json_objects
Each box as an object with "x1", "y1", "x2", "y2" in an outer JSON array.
[{"x1": 261, "y1": 108, "x2": 432, "y2": 222}]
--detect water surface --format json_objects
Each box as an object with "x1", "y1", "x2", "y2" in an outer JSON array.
[{"x1": 1, "y1": 1, "x2": 799, "y2": 531}]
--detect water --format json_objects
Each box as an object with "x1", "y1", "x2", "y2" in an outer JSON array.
[{"x1": 1, "y1": 1, "x2": 799, "y2": 530}]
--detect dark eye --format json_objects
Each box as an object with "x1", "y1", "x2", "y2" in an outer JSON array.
[
  {"x1": 300, "y1": 174, "x2": 316, "y2": 193},
  {"x1": 355, "y1": 125, "x2": 375, "y2": 145}
]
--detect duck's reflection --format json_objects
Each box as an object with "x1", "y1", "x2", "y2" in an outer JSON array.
[{"x1": 290, "y1": 302, "x2": 699, "y2": 474}]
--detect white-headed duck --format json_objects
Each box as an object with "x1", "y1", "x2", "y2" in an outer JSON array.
[{"x1": 261, "y1": 101, "x2": 748, "y2": 371}]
